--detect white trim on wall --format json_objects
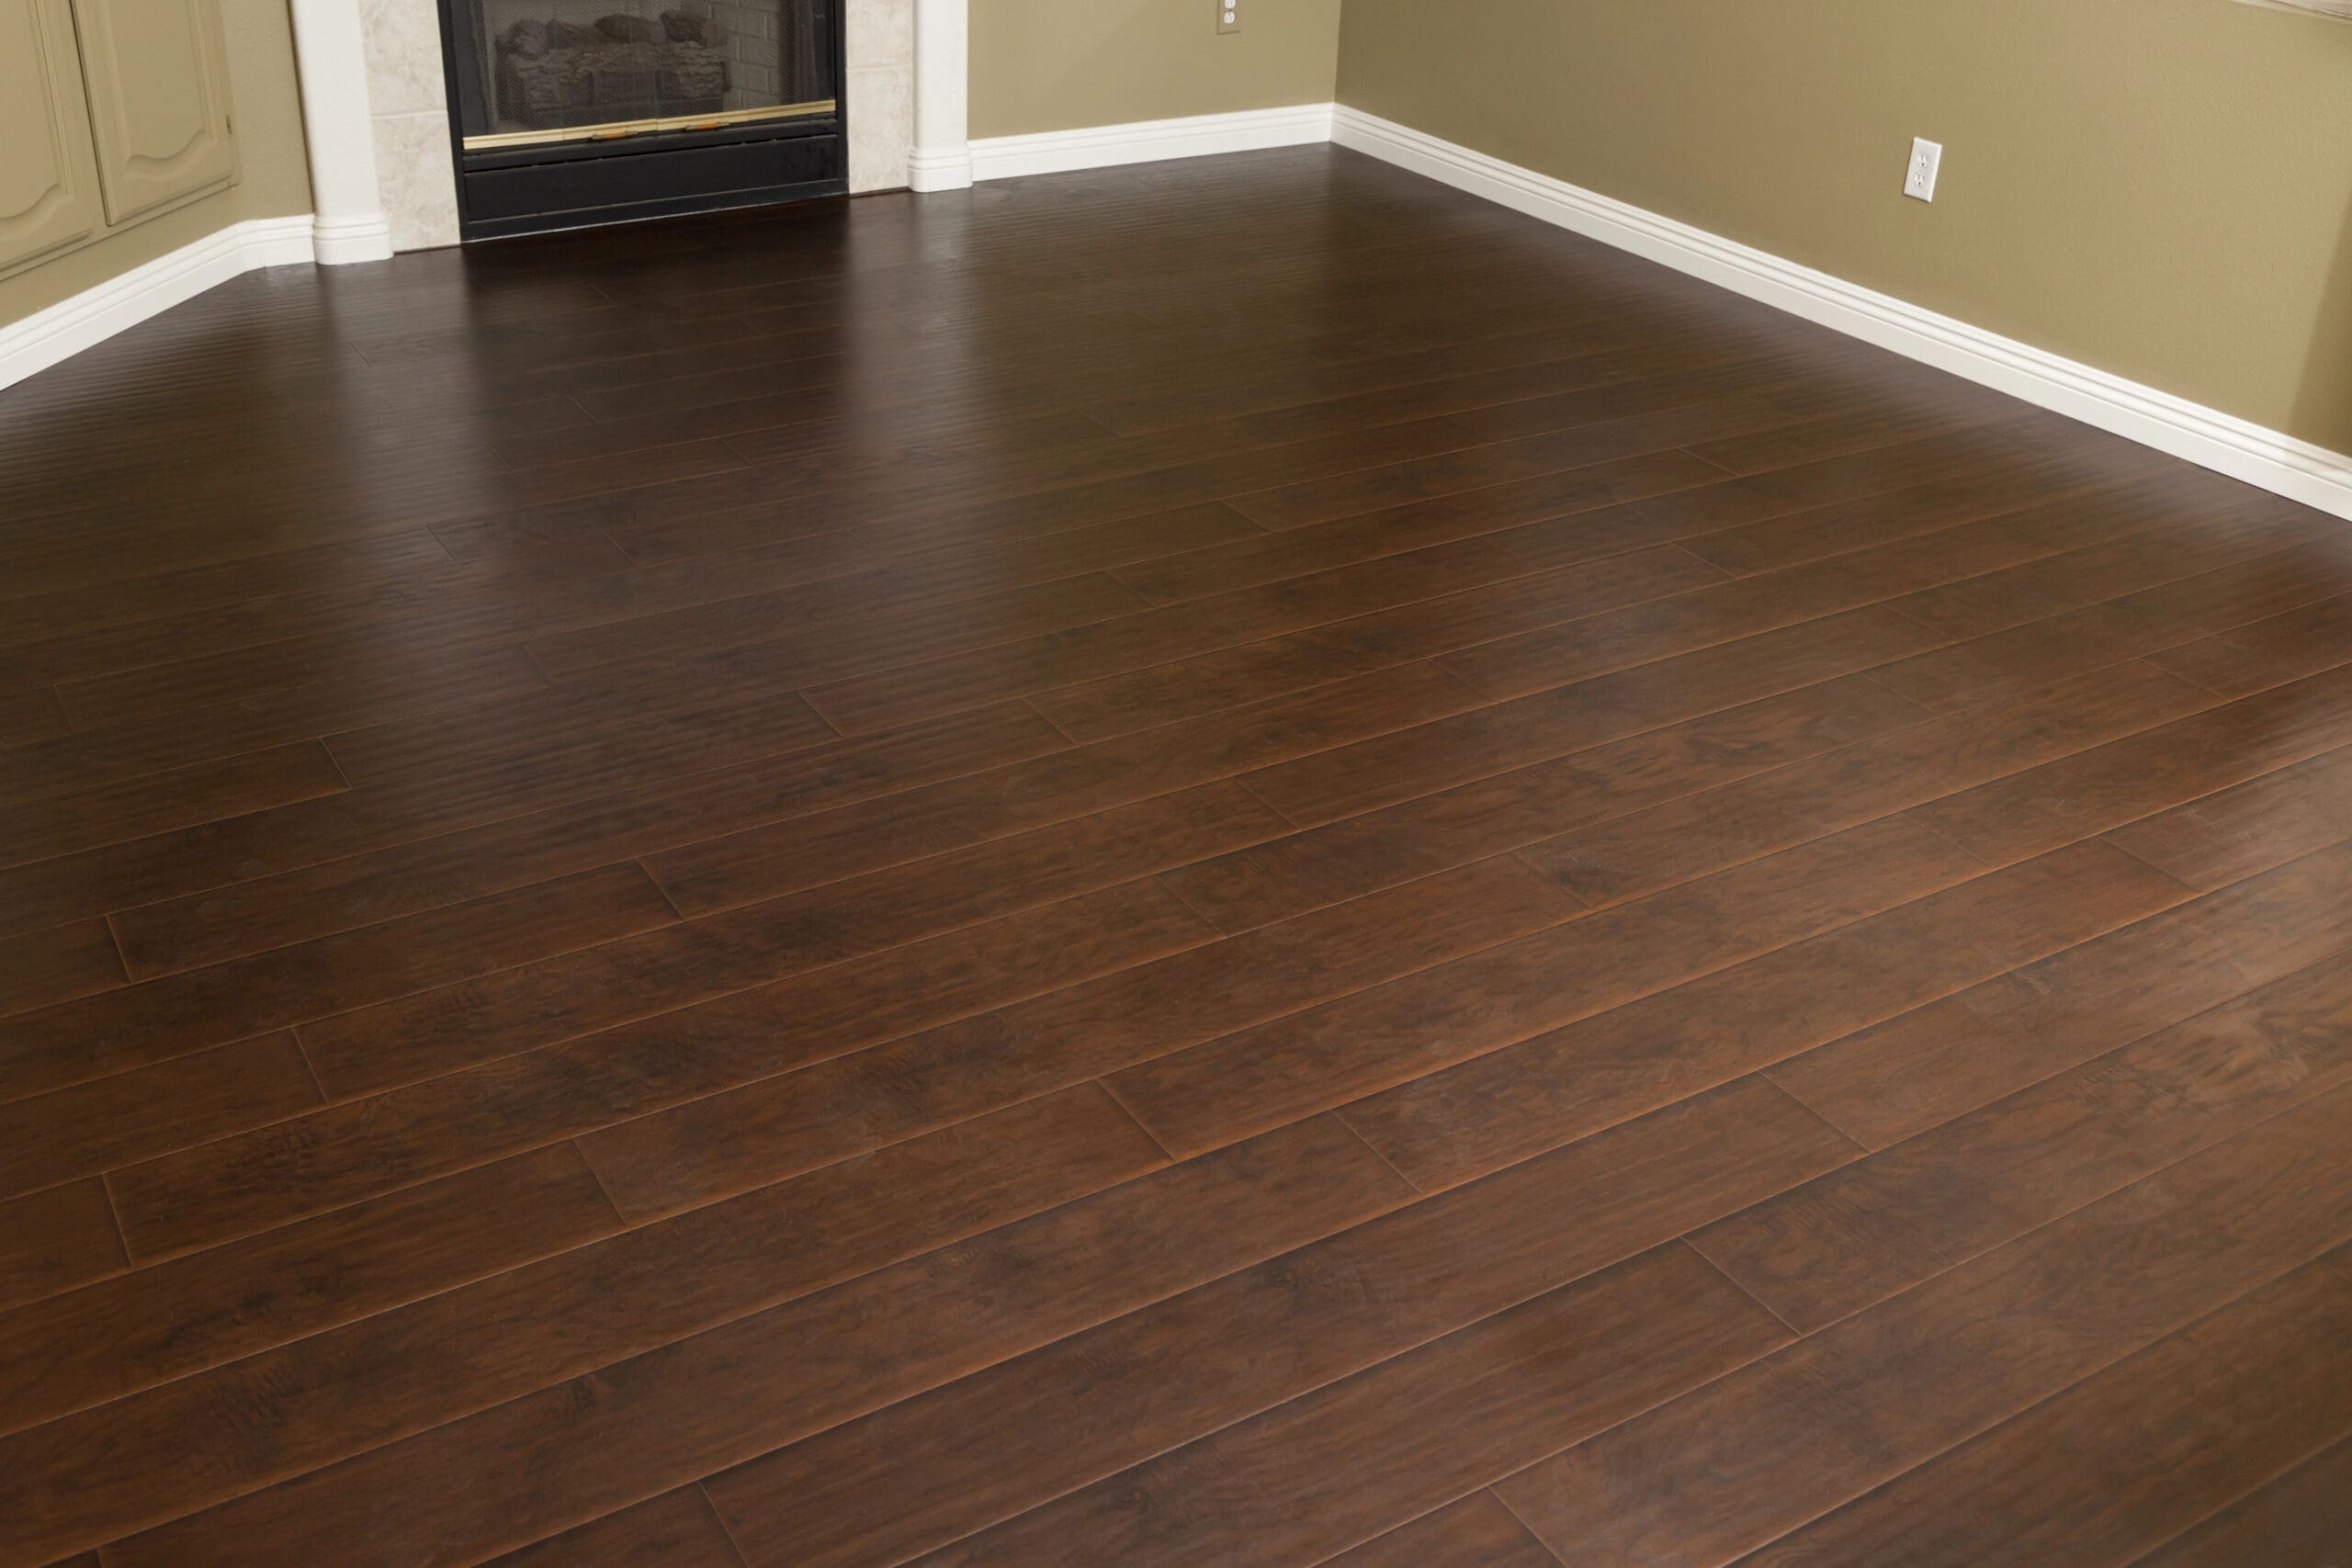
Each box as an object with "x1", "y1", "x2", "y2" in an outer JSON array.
[
  {"x1": 969, "y1": 103, "x2": 1335, "y2": 183},
  {"x1": 0, "y1": 217, "x2": 313, "y2": 393},
  {"x1": 1330, "y1": 104, "x2": 2352, "y2": 525}
]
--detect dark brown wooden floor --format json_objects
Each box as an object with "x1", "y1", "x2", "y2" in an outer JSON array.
[{"x1": 5, "y1": 145, "x2": 2352, "y2": 1566}]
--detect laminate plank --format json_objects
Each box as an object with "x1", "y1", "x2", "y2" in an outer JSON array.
[
  {"x1": 0, "y1": 1032, "x2": 320, "y2": 1200},
  {"x1": 5, "y1": 1088, "x2": 1170, "y2": 1567},
  {"x1": 0, "y1": 685, "x2": 65, "y2": 747},
  {"x1": 1671, "y1": 438, "x2": 2140, "y2": 577},
  {"x1": 1440, "y1": 473, "x2": 2233, "y2": 703},
  {"x1": 2106, "y1": 746, "x2": 2352, "y2": 891},
  {"x1": 1028, "y1": 544, "x2": 1731, "y2": 744},
  {"x1": 1162, "y1": 672, "x2": 1924, "y2": 933},
  {"x1": 1696, "y1": 942, "x2": 2352, "y2": 1332},
  {"x1": 1227, "y1": 390, "x2": 1847, "y2": 533},
  {"x1": 1770, "y1": 840, "x2": 2352, "y2": 1149},
  {"x1": 295, "y1": 785, "x2": 1263, "y2": 1101},
  {"x1": 0, "y1": 742, "x2": 347, "y2": 873},
  {"x1": 1111, "y1": 816, "x2": 1982, "y2": 1159},
  {"x1": 1913, "y1": 662, "x2": 2352, "y2": 867},
  {"x1": 913, "y1": 1243, "x2": 1787, "y2": 1568},
  {"x1": 0, "y1": 1180, "x2": 123, "y2": 1313},
  {"x1": 0, "y1": 919, "x2": 122, "y2": 1017},
  {"x1": 576, "y1": 856, "x2": 1572, "y2": 1221},
  {"x1": 1518, "y1": 659, "x2": 2215, "y2": 909},
  {"x1": 1321, "y1": 1494, "x2": 1561, "y2": 1568},
  {"x1": 1737, "y1": 1265, "x2": 2352, "y2": 1568},
  {"x1": 1492, "y1": 1078, "x2": 2352, "y2": 1567},
  {"x1": 1887, "y1": 493, "x2": 2321, "y2": 642},
  {"x1": 1680, "y1": 382, "x2": 2018, "y2": 474},
  {"x1": 2136, "y1": 1431, "x2": 2352, "y2": 1567},
  {"x1": 0, "y1": 863, "x2": 678, "y2": 1108},
  {"x1": 2151, "y1": 586, "x2": 2352, "y2": 698},
  {"x1": 699, "y1": 1077, "x2": 1853, "y2": 1567},
  {"x1": 0, "y1": 1145, "x2": 619, "y2": 1436},
  {"x1": 1, "y1": 644, "x2": 555, "y2": 808},
  {"x1": 112, "y1": 882, "x2": 1208, "y2": 1257},
  {"x1": 87, "y1": 1114, "x2": 1407, "y2": 1568},
  {"x1": 799, "y1": 533, "x2": 1533, "y2": 738},
  {"x1": 1242, "y1": 605, "x2": 1941, "y2": 828},
  {"x1": 483, "y1": 1488, "x2": 748, "y2": 1568},
  {"x1": 645, "y1": 660, "x2": 1487, "y2": 918},
  {"x1": 1343, "y1": 838, "x2": 2188, "y2": 1194},
  {"x1": 1111, "y1": 450, "x2": 1721, "y2": 606},
  {"x1": 97, "y1": 701, "x2": 1068, "y2": 974}
]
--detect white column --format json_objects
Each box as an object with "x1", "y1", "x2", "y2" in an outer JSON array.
[
  {"x1": 908, "y1": 0, "x2": 971, "y2": 191},
  {"x1": 287, "y1": 0, "x2": 396, "y2": 263}
]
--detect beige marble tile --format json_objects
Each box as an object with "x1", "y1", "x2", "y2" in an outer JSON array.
[
  {"x1": 846, "y1": 0, "x2": 911, "y2": 73},
  {"x1": 360, "y1": 0, "x2": 449, "y2": 117},
  {"x1": 847, "y1": 62, "x2": 911, "y2": 192},
  {"x1": 375, "y1": 110, "x2": 463, "y2": 251}
]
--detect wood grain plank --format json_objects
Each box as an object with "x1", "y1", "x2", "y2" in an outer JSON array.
[
  {"x1": 1771, "y1": 839, "x2": 2352, "y2": 1149},
  {"x1": 2135, "y1": 1431, "x2": 2352, "y2": 1567},
  {"x1": 700, "y1": 1077, "x2": 1852, "y2": 1566},
  {"x1": 1344, "y1": 839, "x2": 2188, "y2": 1194},
  {"x1": 294, "y1": 784, "x2": 1269, "y2": 1100},
  {"x1": 1112, "y1": 816, "x2": 1983, "y2": 1158},
  {"x1": 0, "y1": 1032, "x2": 321, "y2": 1200},
  {"x1": 0, "y1": 1144, "x2": 619, "y2": 1435},
  {"x1": 644, "y1": 660, "x2": 1489, "y2": 917},
  {"x1": 111, "y1": 882, "x2": 1210, "y2": 1258},
  {"x1": 482, "y1": 1488, "x2": 749, "y2": 1568},
  {"x1": 7, "y1": 1088, "x2": 1177, "y2": 1567},
  {"x1": 1321, "y1": 1494, "x2": 1561, "y2": 1568},
  {"x1": 1493, "y1": 1079, "x2": 2352, "y2": 1566},
  {"x1": 0, "y1": 863, "x2": 680, "y2": 1108},
  {"x1": 0, "y1": 919, "x2": 123, "y2": 1017},
  {"x1": 914, "y1": 1243, "x2": 1787, "y2": 1567},
  {"x1": 1696, "y1": 942, "x2": 2352, "y2": 1332},
  {"x1": 1162, "y1": 671, "x2": 1926, "y2": 933},
  {"x1": 1518, "y1": 660, "x2": 2218, "y2": 910},
  {"x1": 1738, "y1": 1265, "x2": 2352, "y2": 1568},
  {"x1": 576, "y1": 856, "x2": 1573, "y2": 1220},
  {"x1": 0, "y1": 742, "x2": 347, "y2": 872},
  {"x1": 87, "y1": 1114, "x2": 1408, "y2": 1568},
  {"x1": 0, "y1": 1180, "x2": 124, "y2": 1313}
]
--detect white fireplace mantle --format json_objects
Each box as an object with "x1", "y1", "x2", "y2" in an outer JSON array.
[{"x1": 293, "y1": 0, "x2": 968, "y2": 255}]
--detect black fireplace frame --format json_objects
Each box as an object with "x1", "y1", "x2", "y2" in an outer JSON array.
[{"x1": 432, "y1": 0, "x2": 848, "y2": 241}]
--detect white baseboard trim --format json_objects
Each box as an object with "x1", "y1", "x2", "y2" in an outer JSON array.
[
  {"x1": 0, "y1": 215, "x2": 316, "y2": 394},
  {"x1": 311, "y1": 211, "x2": 394, "y2": 265},
  {"x1": 1332, "y1": 105, "x2": 2352, "y2": 525},
  {"x1": 970, "y1": 103, "x2": 1336, "y2": 183}
]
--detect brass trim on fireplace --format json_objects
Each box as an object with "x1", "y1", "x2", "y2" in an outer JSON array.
[{"x1": 462, "y1": 97, "x2": 837, "y2": 151}]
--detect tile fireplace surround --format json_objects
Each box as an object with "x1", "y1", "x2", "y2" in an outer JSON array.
[{"x1": 356, "y1": 0, "x2": 927, "y2": 248}]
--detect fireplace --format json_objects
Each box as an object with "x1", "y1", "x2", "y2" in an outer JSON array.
[{"x1": 435, "y1": 0, "x2": 846, "y2": 238}]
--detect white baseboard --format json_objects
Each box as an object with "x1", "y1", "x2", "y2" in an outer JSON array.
[
  {"x1": 0, "y1": 215, "x2": 316, "y2": 394},
  {"x1": 970, "y1": 103, "x2": 1336, "y2": 183},
  {"x1": 311, "y1": 211, "x2": 394, "y2": 265},
  {"x1": 1332, "y1": 105, "x2": 2352, "y2": 525}
]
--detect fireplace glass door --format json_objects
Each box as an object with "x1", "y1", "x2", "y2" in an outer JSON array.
[
  {"x1": 455, "y1": 0, "x2": 833, "y2": 146},
  {"x1": 436, "y1": 0, "x2": 844, "y2": 238}
]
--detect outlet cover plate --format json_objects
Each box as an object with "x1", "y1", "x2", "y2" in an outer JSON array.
[{"x1": 1905, "y1": 138, "x2": 1943, "y2": 202}]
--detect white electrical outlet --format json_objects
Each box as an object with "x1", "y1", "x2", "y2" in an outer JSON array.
[
  {"x1": 1218, "y1": 0, "x2": 1239, "y2": 32},
  {"x1": 1905, "y1": 138, "x2": 1943, "y2": 203}
]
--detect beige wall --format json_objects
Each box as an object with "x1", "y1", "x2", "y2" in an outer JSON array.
[
  {"x1": 971, "y1": 0, "x2": 1343, "y2": 140},
  {"x1": 1, "y1": 0, "x2": 311, "y2": 325},
  {"x1": 1336, "y1": 0, "x2": 2352, "y2": 454}
]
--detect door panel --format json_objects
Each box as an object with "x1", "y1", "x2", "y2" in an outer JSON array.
[
  {"x1": 71, "y1": 0, "x2": 237, "y2": 226},
  {"x1": 0, "y1": 0, "x2": 105, "y2": 275}
]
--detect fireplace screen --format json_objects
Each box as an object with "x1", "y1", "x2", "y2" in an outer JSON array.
[{"x1": 455, "y1": 0, "x2": 835, "y2": 147}]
